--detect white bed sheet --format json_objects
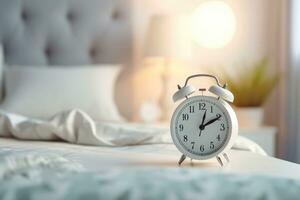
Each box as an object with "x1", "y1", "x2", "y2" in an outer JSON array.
[
  {"x1": 0, "y1": 108, "x2": 267, "y2": 155},
  {"x1": 1, "y1": 138, "x2": 300, "y2": 180},
  {"x1": 1, "y1": 108, "x2": 299, "y2": 180}
]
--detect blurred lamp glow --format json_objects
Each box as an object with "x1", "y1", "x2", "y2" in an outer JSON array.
[{"x1": 190, "y1": 1, "x2": 236, "y2": 49}]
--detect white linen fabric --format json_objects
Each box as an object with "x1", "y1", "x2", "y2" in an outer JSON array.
[
  {"x1": 1, "y1": 137, "x2": 300, "y2": 180},
  {"x1": 1, "y1": 141, "x2": 300, "y2": 200},
  {"x1": 0, "y1": 45, "x2": 3, "y2": 101},
  {"x1": 0, "y1": 66, "x2": 122, "y2": 122},
  {"x1": 0, "y1": 109, "x2": 266, "y2": 155},
  {"x1": 0, "y1": 109, "x2": 170, "y2": 146}
]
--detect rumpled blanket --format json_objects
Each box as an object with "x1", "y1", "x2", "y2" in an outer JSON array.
[{"x1": 0, "y1": 109, "x2": 266, "y2": 155}]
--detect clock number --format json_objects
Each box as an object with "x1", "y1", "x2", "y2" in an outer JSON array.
[
  {"x1": 210, "y1": 105, "x2": 213, "y2": 113},
  {"x1": 189, "y1": 105, "x2": 195, "y2": 113},
  {"x1": 200, "y1": 145, "x2": 205, "y2": 152},
  {"x1": 210, "y1": 141, "x2": 214, "y2": 149},
  {"x1": 183, "y1": 135, "x2": 188, "y2": 142},
  {"x1": 199, "y1": 103, "x2": 206, "y2": 110},
  {"x1": 217, "y1": 134, "x2": 221, "y2": 141},
  {"x1": 182, "y1": 114, "x2": 189, "y2": 121},
  {"x1": 179, "y1": 124, "x2": 184, "y2": 131},
  {"x1": 216, "y1": 114, "x2": 221, "y2": 120},
  {"x1": 220, "y1": 123, "x2": 225, "y2": 131},
  {"x1": 191, "y1": 142, "x2": 195, "y2": 149}
]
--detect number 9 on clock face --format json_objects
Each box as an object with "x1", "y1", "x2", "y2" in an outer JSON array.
[{"x1": 170, "y1": 96, "x2": 237, "y2": 160}]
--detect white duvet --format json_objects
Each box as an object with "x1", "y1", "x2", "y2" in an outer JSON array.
[{"x1": 0, "y1": 109, "x2": 266, "y2": 155}]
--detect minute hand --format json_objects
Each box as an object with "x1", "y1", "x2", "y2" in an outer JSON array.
[{"x1": 203, "y1": 116, "x2": 221, "y2": 127}]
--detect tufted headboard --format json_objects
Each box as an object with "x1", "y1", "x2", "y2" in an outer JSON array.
[
  {"x1": 0, "y1": 0, "x2": 135, "y2": 119},
  {"x1": 0, "y1": 0, "x2": 133, "y2": 65}
]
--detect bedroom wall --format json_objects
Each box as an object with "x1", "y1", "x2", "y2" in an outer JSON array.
[
  {"x1": 134, "y1": 0, "x2": 273, "y2": 69},
  {"x1": 131, "y1": 0, "x2": 285, "y2": 157}
]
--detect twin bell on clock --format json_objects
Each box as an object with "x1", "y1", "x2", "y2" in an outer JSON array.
[{"x1": 170, "y1": 74, "x2": 238, "y2": 166}]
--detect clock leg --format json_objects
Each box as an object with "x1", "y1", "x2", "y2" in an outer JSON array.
[
  {"x1": 223, "y1": 153, "x2": 230, "y2": 163},
  {"x1": 178, "y1": 154, "x2": 186, "y2": 165},
  {"x1": 216, "y1": 156, "x2": 223, "y2": 166}
]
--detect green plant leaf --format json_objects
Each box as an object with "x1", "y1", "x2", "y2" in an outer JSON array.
[{"x1": 213, "y1": 57, "x2": 279, "y2": 107}]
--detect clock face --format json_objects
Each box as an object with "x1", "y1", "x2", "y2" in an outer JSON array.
[{"x1": 171, "y1": 96, "x2": 233, "y2": 159}]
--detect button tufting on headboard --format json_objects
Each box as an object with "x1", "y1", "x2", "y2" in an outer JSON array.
[
  {"x1": 89, "y1": 46, "x2": 97, "y2": 60},
  {"x1": 21, "y1": 10, "x2": 29, "y2": 22},
  {"x1": 111, "y1": 10, "x2": 121, "y2": 20},
  {"x1": 44, "y1": 45, "x2": 53, "y2": 58},
  {"x1": 66, "y1": 11, "x2": 76, "y2": 23},
  {"x1": 0, "y1": 0, "x2": 133, "y2": 66}
]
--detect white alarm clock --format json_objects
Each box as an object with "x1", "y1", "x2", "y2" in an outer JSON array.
[{"x1": 170, "y1": 74, "x2": 238, "y2": 166}]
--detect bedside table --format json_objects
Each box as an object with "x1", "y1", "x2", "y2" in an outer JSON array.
[{"x1": 239, "y1": 126, "x2": 277, "y2": 156}]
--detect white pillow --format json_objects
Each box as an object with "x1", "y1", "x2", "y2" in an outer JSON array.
[{"x1": 0, "y1": 65, "x2": 123, "y2": 121}]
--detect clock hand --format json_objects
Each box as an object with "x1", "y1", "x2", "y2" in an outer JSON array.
[
  {"x1": 203, "y1": 115, "x2": 221, "y2": 127},
  {"x1": 201, "y1": 110, "x2": 207, "y2": 126},
  {"x1": 199, "y1": 110, "x2": 207, "y2": 135}
]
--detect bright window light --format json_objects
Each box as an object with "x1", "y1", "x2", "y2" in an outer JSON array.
[{"x1": 190, "y1": 0, "x2": 236, "y2": 49}]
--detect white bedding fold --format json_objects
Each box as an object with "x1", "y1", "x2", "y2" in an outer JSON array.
[
  {"x1": 0, "y1": 109, "x2": 266, "y2": 155},
  {"x1": 0, "y1": 109, "x2": 170, "y2": 146}
]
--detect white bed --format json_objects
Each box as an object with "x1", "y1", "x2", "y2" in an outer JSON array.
[
  {"x1": 1, "y1": 137, "x2": 300, "y2": 200},
  {"x1": 1, "y1": 137, "x2": 300, "y2": 180},
  {"x1": 0, "y1": 109, "x2": 299, "y2": 200},
  {"x1": 0, "y1": 108, "x2": 298, "y2": 182}
]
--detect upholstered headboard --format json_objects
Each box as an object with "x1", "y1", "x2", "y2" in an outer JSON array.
[
  {"x1": 0, "y1": 0, "x2": 135, "y2": 119},
  {"x1": 0, "y1": 0, "x2": 133, "y2": 65}
]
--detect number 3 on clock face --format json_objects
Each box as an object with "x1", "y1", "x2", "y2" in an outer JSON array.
[{"x1": 170, "y1": 96, "x2": 238, "y2": 160}]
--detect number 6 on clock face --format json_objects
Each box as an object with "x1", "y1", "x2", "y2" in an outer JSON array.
[{"x1": 170, "y1": 95, "x2": 238, "y2": 160}]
